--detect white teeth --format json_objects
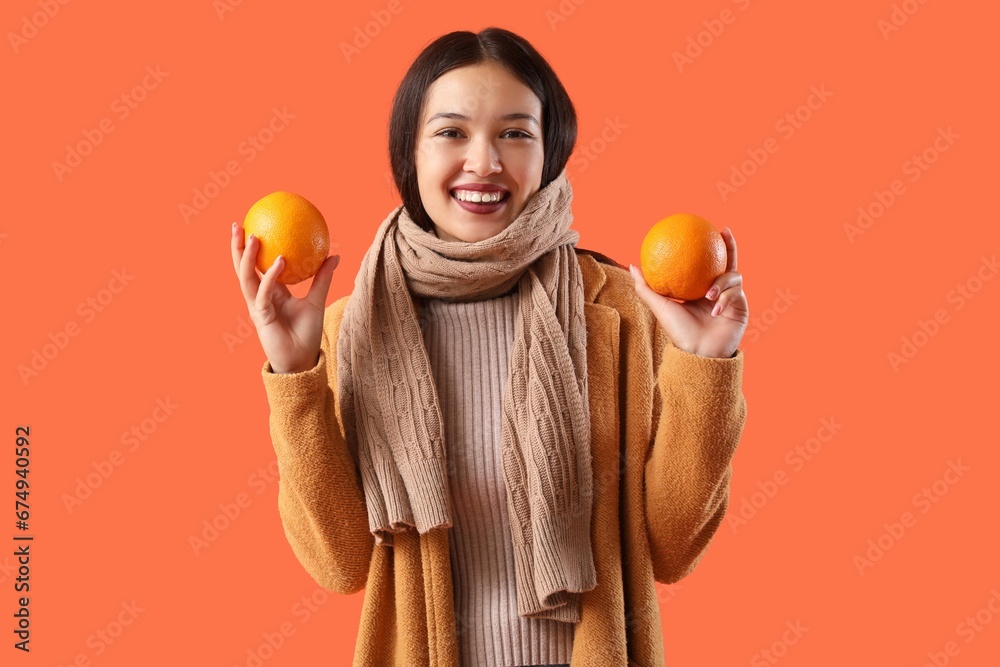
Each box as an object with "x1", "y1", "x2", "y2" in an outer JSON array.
[{"x1": 453, "y1": 189, "x2": 506, "y2": 203}]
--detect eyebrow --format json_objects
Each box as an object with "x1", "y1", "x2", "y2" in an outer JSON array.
[{"x1": 425, "y1": 111, "x2": 539, "y2": 127}]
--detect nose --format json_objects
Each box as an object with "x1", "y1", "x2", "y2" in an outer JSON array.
[{"x1": 463, "y1": 135, "x2": 502, "y2": 176}]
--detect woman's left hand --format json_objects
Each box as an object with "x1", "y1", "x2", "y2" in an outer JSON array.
[{"x1": 630, "y1": 227, "x2": 749, "y2": 359}]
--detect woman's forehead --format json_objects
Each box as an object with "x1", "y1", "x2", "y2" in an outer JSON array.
[{"x1": 422, "y1": 64, "x2": 541, "y2": 120}]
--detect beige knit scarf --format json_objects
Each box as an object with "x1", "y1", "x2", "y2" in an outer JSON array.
[{"x1": 336, "y1": 168, "x2": 597, "y2": 622}]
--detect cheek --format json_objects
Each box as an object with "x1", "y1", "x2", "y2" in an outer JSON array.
[
  {"x1": 506, "y1": 146, "x2": 544, "y2": 188},
  {"x1": 414, "y1": 149, "x2": 435, "y2": 196},
  {"x1": 414, "y1": 141, "x2": 428, "y2": 175},
  {"x1": 416, "y1": 145, "x2": 451, "y2": 185}
]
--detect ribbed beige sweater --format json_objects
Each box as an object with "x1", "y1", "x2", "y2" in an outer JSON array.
[{"x1": 420, "y1": 291, "x2": 573, "y2": 667}]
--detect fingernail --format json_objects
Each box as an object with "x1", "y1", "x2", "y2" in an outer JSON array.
[
  {"x1": 231, "y1": 222, "x2": 236, "y2": 233},
  {"x1": 712, "y1": 303, "x2": 720, "y2": 317},
  {"x1": 707, "y1": 286, "x2": 719, "y2": 300},
  {"x1": 248, "y1": 234, "x2": 255, "y2": 243},
  {"x1": 629, "y1": 264, "x2": 637, "y2": 278}
]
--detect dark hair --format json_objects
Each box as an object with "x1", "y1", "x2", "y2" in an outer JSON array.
[{"x1": 388, "y1": 27, "x2": 577, "y2": 232}]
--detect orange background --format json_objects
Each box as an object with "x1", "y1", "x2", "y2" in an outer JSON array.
[{"x1": 4, "y1": 0, "x2": 1000, "y2": 665}]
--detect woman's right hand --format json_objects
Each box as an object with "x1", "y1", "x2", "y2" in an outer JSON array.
[{"x1": 230, "y1": 221, "x2": 340, "y2": 374}]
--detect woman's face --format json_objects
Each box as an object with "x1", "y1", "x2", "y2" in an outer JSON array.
[{"x1": 415, "y1": 61, "x2": 544, "y2": 243}]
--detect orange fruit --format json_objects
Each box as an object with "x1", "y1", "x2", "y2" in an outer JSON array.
[
  {"x1": 639, "y1": 213, "x2": 726, "y2": 300},
  {"x1": 243, "y1": 191, "x2": 330, "y2": 285}
]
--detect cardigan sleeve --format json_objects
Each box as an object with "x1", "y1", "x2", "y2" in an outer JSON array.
[
  {"x1": 260, "y1": 296, "x2": 373, "y2": 595},
  {"x1": 643, "y1": 322, "x2": 747, "y2": 584}
]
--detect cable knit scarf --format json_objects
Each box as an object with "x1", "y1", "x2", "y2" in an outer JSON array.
[{"x1": 336, "y1": 169, "x2": 597, "y2": 622}]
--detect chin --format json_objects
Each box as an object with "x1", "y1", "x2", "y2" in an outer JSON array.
[
  {"x1": 451, "y1": 227, "x2": 504, "y2": 243},
  {"x1": 433, "y1": 216, "x2": 512, "y2": 243}
]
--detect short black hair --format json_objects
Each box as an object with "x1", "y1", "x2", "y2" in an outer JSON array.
[{"x1": 388, "y1": 27, "x2": 577, "y2": 232}]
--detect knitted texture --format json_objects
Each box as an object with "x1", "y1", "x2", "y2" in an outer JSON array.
[
  {"x1": 336, "y1": 168, "x2": 596, "y2": 621},
  {"x1": 259, "y1": 252, "x2": 749, "y2": 666},
  {"x1": 421, "y1": 292, "x2": 575, "y2": 666}
]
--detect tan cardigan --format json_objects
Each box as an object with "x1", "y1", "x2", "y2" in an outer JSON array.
[{"x1": 260, "y1": 250, "x2": 748, "y2": 666}]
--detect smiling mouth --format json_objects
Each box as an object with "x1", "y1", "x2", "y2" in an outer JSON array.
[{"x1": 450, "y1": 189, "x2": 510, "y2": 204}]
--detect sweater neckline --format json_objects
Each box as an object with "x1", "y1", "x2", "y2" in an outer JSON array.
[{"x1": 421, "y1": 285, "x2": 520, "y2": 307}]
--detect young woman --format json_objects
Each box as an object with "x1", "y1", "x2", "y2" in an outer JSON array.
[{"x1": 231, "y1": 27, "x2": 748, "y2": 667}]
